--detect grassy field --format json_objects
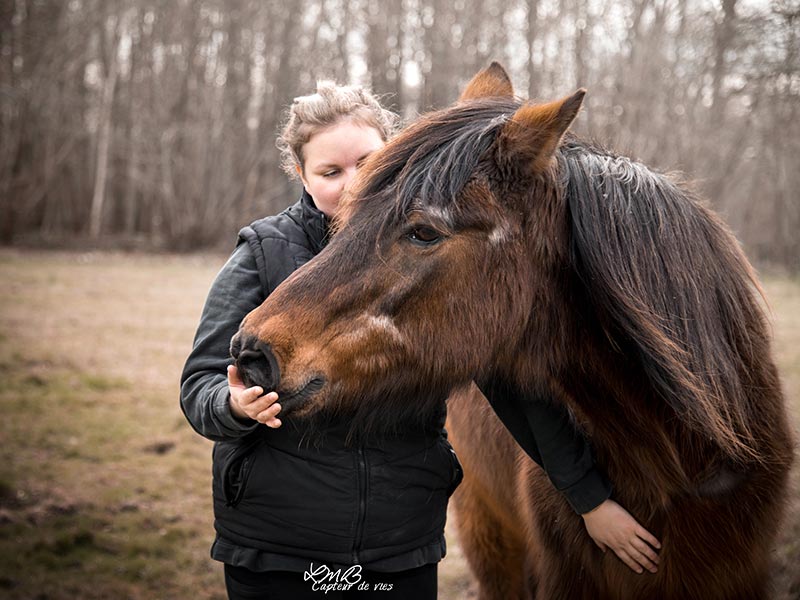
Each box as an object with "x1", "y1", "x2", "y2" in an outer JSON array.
[{"x1": 0, "y1": 249, "x2": 797, "y2": 599}]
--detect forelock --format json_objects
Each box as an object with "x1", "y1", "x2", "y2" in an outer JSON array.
[{"x1": 349, "y1": 98, "x2": 521, "y2": 229}]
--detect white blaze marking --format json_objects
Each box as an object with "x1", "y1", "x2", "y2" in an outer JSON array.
[{"x1": 366, "y1": 315, "x2": 403, "y2": 343}]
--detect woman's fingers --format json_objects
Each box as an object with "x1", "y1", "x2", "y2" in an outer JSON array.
[
  {"x1": 246, "y1": 392, "x2": 280, "y2": 426},
  {"x1": 256, "y1": 402, "x2": 282, "y2": 428},
  {"x1": 610, "y1": 537, "x2": 659, "y2": 574},
  {"x1": 632, "y1": 537, "x2": 660, "y2": 565},
  {"x1": 242, "y1": 386, "x2": 266, "y2": 405},
  {"x1": 235, "y1": 386, "x2": 264, "y2": 411},
  {"x1": 245, "y1": 391, "x2": 277, "y2": 412},
  {"x1": 625, "y1": 541, "x2": 658, "y2": 573},
  {"x1": 227, "y1": 365, "x2": 281, "y2": 426},
  {"x1": 636, "y1": 525, "x2": 661, "y2": 550}
]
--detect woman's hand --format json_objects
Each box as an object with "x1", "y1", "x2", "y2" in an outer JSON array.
[
  {"x1": 581, "y1": 498, "x2": 661, "y2": 574},
  {"x1": 227, "y1": 365, "x2": 282, "y2": 428}
]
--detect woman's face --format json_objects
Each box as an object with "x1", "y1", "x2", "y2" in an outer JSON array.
[{"x1": 298, "y1": 119, "x2": 385, "y2": 218}]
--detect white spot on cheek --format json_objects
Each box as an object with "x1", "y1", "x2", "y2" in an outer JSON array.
[
  {"x1": 366, "y1": 315, "x2": 404, "y2": 343},
  {"x1": 341, "y1": 314, "x2": 404, "y2": 376},
  {"x1": 338, "y1": 314, "x2": 405, "y2": 349}
]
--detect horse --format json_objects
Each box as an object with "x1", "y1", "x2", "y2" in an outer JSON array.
[{"x1": 230, "y1": 63, "x2": 794, "y2": 599}]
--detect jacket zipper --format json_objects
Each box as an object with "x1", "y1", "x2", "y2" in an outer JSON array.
[{"x1": 352, "y1": 445, "x2": 368, "y2": 564}]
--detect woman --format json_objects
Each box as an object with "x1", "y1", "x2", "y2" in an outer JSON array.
[{"x1": 180, "y1": 81, "x2": 659, "y2": 599}]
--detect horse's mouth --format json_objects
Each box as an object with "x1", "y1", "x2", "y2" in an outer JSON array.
[{"x1": 277, "y1": 376, "x2": 326, "y2": 417}]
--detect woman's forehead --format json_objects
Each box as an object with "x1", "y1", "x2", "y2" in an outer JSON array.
[{"x1": 304, "y1": 120, "x2": 385, "y2": 167}]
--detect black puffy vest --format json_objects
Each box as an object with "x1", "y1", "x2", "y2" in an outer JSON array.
[{"x1": 211, "y1": 191, "x2": 462, "y2": 569}]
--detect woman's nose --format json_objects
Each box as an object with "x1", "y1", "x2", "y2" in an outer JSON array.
[{"x1": 341, "y1": 166, "x2": 358, "y2": 191}]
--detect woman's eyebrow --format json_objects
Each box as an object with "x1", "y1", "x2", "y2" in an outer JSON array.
[{"x1": 317, "y1": 152, "x2": 375, "y2": 169}]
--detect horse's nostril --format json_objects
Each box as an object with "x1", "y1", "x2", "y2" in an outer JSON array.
[{"x1": 235, "y1": 339, "x2": 281, "y2": 392}]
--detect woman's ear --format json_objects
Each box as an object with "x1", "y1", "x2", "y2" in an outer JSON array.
[
  {"x1": 295, "y1": 164, "x2": 308, "y2": 187},
  {"x1": 498, "y1": 89, "x2": 586, "y2": 173}
]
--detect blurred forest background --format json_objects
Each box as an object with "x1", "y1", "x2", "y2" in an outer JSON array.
[
  {"x1": 1, "y1": 2, "x2": 799, "y2": 598},
  {"x1": 0, "y1": 0, "x2": 798, "y2": 270}
]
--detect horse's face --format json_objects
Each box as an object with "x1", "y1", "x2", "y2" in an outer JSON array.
[
  {"x1": 231, "y1": 64, "x2": 583, "y2": 422},
  {"x1": 231, "y1": 178, "x2": 530, "y2": 420}
]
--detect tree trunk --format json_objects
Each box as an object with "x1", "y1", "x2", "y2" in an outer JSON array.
[{"x1": 89, "y1": 18, "x2": 121, "y2": 239}]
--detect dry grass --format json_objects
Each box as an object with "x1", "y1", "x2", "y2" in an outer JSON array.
[{"x1": 0, "y1": 249, "x2": 796, "y2": 599}]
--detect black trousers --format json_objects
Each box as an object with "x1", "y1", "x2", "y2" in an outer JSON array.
[{"x1": 224, "y1": 563, "x2": 438, "y2": 600}]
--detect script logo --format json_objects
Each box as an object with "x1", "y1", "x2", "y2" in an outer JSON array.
[{"x1": 303, "y1": 563, "x2": 363, "y2": 593}]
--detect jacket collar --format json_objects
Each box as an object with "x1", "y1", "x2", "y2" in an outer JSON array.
[{"x1": 300, "y1": 189, "x2": 330, "y2": 254}]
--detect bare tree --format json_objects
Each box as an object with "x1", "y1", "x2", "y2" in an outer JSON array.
[{"x1": 0, "y1": 0, "x2": 795, "y2": 271}]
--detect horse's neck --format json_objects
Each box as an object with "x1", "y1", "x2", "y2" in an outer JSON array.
[{"x1": 537, "y1": 336, "x2": 721, "y2": 501}]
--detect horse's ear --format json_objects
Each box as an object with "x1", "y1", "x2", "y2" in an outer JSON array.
[
  {"x1": 500, "y1": 89, "x2": 586, "y2": 172},
  {"x1": 459, "y1": 62, "x2": 514, "y2": 101}
]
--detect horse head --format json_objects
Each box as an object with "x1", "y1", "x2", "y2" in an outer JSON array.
[{"x1": 230, "y1": 63, "x2": 583, "y2": 430}]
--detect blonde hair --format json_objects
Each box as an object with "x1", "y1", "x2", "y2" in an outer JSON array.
[{"x1": 277, "y1": 81, "x2": 400, "y2": 178}]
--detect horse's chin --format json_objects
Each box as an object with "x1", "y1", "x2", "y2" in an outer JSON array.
[{"x1": 277, "y1": 376, "x2": 326, "y2": 418}]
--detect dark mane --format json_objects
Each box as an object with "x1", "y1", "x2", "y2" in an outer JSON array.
[
  {"x1": 344, "y1": 97, "x2": 521, "y2": 229},
  {"x1": 561, "y1": 141, "x2": 767, "y2": 462}
]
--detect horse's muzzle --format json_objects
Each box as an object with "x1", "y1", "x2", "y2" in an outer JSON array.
[{"x1": 230, "y1": 332, "x2": 281, "y2": 392}]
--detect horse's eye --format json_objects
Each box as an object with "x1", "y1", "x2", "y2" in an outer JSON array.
[{"x1": 407, "y1": 226, "x2": 441, "y2": 246}]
